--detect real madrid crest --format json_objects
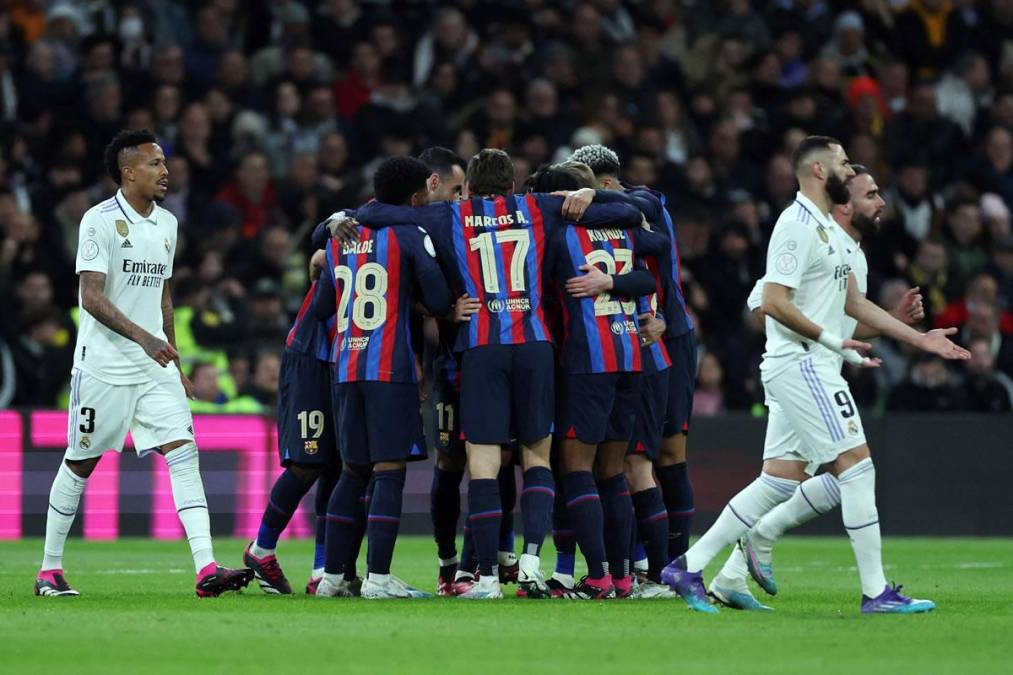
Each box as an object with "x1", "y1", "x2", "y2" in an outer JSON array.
[
  {"x1": 116, "y1": 219, "x2": 129, "y2": 237},
  {"x1": 816, "y1": 225, "x2": 828, "y2": 244}
]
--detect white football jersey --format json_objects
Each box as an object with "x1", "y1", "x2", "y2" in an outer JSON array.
[
  {"x1": 73, "y1": 190, "x2": 179, "y2": 385},
  {"x1": 759, "y1": 192, "x2": 854, "y2": 380}
]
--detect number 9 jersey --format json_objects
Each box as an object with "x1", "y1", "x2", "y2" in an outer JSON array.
[{"x1": 312, "y1": 223, "x2": 451, "y2": 383}]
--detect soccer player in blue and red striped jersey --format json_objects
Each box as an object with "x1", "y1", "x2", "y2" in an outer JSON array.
[
  {"x1": 312, "y1": 157, "x2": 452, "y2": 599},
  {"x1": 354, "y1": 149, "x2": 644, "y2": 599},
  {"x1": 530, "y1": 164, "x2": 668, "y2": 599},
  {"x1": 571, "y1": 144, "x2": 700, "y2": 569},
  {"x1": 243, "y1": 251, "x2": 342, "y2": 595}
]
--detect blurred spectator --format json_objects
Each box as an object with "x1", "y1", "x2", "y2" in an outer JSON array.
[
  {"x1": 693, "y1": 351, "x2": 725, "y2": 416},
  {"x1": 935, "y1": 272, "x2": 1013, "y2": 334},
  {"x1": 239, "y1": 350, "x2": 281, "y2": 409},
  {"x1": 215, "y1": 150, "x2": 280, "y2": 239},
  {"x1": 964, "y1": 337, "x2": 1013, "y2": 411},
  {"x1": 936, "y1": 52, "x2": 992, "y2": 137},
  {"x1": 942, "y1": 198, "x2": 989, "y2": 291},
  {"x1": 883, "y1": 81, "x2": 964, "y2": 188},
  {"x1": 888, "y1": 354, "x2": 965, "y2": 412},
  {"x1": 895, "y1": 0, "x2": 954, "y2": 79},
  {"x1": 961, "y1": 299, "x2": 1013, "y2": 374}
]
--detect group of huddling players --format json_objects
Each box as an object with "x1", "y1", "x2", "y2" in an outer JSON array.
[
  {"x1": 244, "y1": 143, "x2": 698, "y2": 602},
  {"x1": 243, "y1": 136, "x2": 970, "y2": 613}
]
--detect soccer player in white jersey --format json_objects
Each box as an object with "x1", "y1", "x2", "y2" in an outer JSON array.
[
  {"x1": 34, "y1": 129, "x2": 253, "y2": 597},
  {"x1": 661, "y1": 136, "x2": 970, "y2": 614},
  {"x1": 708, "y1": 164, "x2": 926, "y2": 610}
]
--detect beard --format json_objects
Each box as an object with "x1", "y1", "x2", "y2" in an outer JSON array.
[
  {"x1": 826, "y1": 172, "x2": 851, "y2": 205},
  {"x1": 852, "y1": 212, "x2": 881, "y2": 236}
]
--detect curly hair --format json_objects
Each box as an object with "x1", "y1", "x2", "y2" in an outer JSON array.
[{"x1": 568, "y1": 144, "x2": 620, "y2": 178}]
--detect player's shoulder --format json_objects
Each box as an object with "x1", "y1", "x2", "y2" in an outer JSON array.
[
  {"x1": 82, "y1": 196, "x2": 121, "y2": 225},
  {"x1": 153, "y1": 203, "x2": 179, "y2": 228},
  {"x1": 397, "y1": 225, "x2": 437, "y2": 258},
  {"x1": 772, "y1": 201, "x2": 820, "y2": 236}
]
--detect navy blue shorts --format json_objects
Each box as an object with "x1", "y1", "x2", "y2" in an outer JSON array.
[
  {"x1": 557, "y1": 371, "x2": 641, "y2": 445},
  {"x1": 333, "y1": 381, "x2": 427, "y2": 466},
  {"x1": 628, "y1": 367, "x2": 670, "y2": 459},
  {"x1": 277, "y1": 349, "x2": 338, "y2": 467},
  {"x1": 460, "y1": 342, "x2": 554, "y2": 445},
  {"x1": 431, "y1": 368, "x2": 465, "y2": 457},
  {"x1": 663, "y1": 331, "x2": 697, "y2": 438}
]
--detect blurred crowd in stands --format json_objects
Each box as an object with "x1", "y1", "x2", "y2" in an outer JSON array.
[{"x1": 0, "y1": 0, "x2": 1010, "y2": 414}]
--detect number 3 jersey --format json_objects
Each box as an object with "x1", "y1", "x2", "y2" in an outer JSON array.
[
  {"x1": 354, "y1": 193, "x2": 642, "y2": 353},
  {"x1": 311, "y1": 223, "x2": 451, "y2": 383}
]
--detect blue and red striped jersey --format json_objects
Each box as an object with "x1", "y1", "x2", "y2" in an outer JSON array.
[
  {"x1": 311, "y1": 224, "x2": 450, "y2": 383},
  {"x1": 354, "y1": 193, "x2": 642, "y2": 353},
  {"x1": 552, "y1": 226, "x2": 643, "y2": 374},
  {"x1": 285, "y1": 281, "x2": 337, "y2": 362},
  {"x1": 635, "y1": 292, "x2": 672, "y2": 373},
  {"x1": 632, "y1": 187, "x2": 694, "y2": 337}
]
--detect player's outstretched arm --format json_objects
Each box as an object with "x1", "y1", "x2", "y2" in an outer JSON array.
[
  {"x1": 852, "y1": 286, "x2": 924, "y2": 339},
  {"x1": 843, "y1": 274, "x2": 970, "y2": 360},
  {"x1": 79, "y1": 271, "x2": 177, "y2": 367},
  {"x1": 762, "y1": 281, "x2": 878, "y2": 367}
]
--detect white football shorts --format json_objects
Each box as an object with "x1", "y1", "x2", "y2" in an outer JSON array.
[
  {"x1": 761, "y1": 355, "x2": 866, "y2": 474},
  {"x1": 65, "y1": 368, "x2": 195, "y2": 460}
]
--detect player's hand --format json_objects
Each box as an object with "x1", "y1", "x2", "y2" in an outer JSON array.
[
  {"x1": 552, "y1": 187, "x2": 595, "y2": 221},
  {"x1": 892, "y1": 286, "x2": 925, "y2": 325},
  {"x1": 918, "y1": 328, "x2": 972, "y2": 360},
  {"x1": 566, "y1": 264, "x2": 612, "y2": 298},
  {"x1": 326, "y1": 212, "x2": 359, "y2": 244},
  {"x1": 638, "y1": 312, "x2": 666, "y2": 346},
  {"x1": 141, "y1": 334, "x2": 178, "y2": 367},
  {"x1": 180, "y1": 371, "x2": 195, "y2": 400},
  {"x1": 451, "y1": 294, "x2": 481, "y2": 322},
  {"x1": 309, "y1": 249, "x2": 327, "y2": 280},
  {"x1": 841, "y1": 339, "x2": 881, "y2": 368}
]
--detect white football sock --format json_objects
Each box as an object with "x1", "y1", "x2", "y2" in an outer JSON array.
[
  {"x1": 713, "y1": 546, "x2": 750, "y2": 590},
  {"x1": 367, "y1": 572, "x2": 391, "y2": 585},
  {"x1": 312, "y1": 567, "x2": 325, "y2": 578},
  {"x1": 250, "y1": 542, "x2": 274, "y2": 558},
  {"x1": 838, "y1": 458, "x2": 887, "y2": 597},
  {"x1": 165, "y1": 443, "x2": 215, "y2": 573},
  {"x1": 752, "y1": 473, "x2": 841, "y2": 560},
  {"x1": 498, "y1": 550, "x2": 517, "y2": 566},
  {"x1": 684, "y1": 473, "x2": 798, "y2": 573},
  {"x1": 322, "y1": 572, "x2": 343, "y2": 585},
  {"x1": 42, "y1": 460, "x2": 88, "y2": 570}
]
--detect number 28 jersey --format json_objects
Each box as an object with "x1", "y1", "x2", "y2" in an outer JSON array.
[
  {"x1": 354, "y1": 193, "x2": 642, "y2": 353},
  {"x1": 311, "y1": 224, "x2": 451, "y2": 384}
]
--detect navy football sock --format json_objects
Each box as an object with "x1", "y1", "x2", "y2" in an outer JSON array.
[
  {"x1": 563, "y1": 471, "x2": 606, "y2": 579},
  {"x1": 521, "y1": 467, "x2": 554, "y2": 556},
  {"x1": 345, "y1": 479, "x2": 371, "y2": 580},
  {"x1": 366, "y1": 469, "x2": 405, "y2": 576},
  {"x1": 467, "y1": 478, "x2": 501, "y2": 577},
  {"x1": 324, "y1": 471, "x2": 367, "y2": 576},
  {"x1": 313, "y1": 469, "x2": 340, "y2": 571},
  {"x1": 657, "y1": 462, "x2": 695, "y2": 559},
  {"x1": 599, "y1": 474, "x2": 633, "y2": 580},
  {"x1": 460, "y1": 523, "x2": 477, "y2": 575},
  {"x1": 498, "y1": 465, "x2": 516, "y2": 555},
  {"x1": 633, "y1": 487, "x2": 669, "y2": 582},
  {"x1": 430, "y1": 467, "x2": 463, "y2": 561},
  {"x1": 256, "y1": 469, "x2": 315, "y2": 551},
  {"x1": 552, "y1": 481, "x2": 575, "y2": 575}
]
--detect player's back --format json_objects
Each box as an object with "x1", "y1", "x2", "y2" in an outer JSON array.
[
  {"x1": 447, "y1": 193, "x2": 553, "y2": 350},
  {"x1": 286, "y1": 281, "x2": 337, "y2": 362},
  {"x1": 74, "y1": 192, "x2": 179, "y2": 384},
  {"x1": 551, "y1": 224, "x2": 642, "y2": 374},
  {"x1": 326, "y1": 224, "x2": 434, "y2": 383}
]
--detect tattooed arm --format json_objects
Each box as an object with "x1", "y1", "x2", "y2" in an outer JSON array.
[{"x1": 79, "y1": 271, "x2": 177, "y2": 367}]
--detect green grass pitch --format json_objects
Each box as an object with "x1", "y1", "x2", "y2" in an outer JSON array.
[{"x1": 1, "y1": 537, "x2": 1011, "y2": 674}]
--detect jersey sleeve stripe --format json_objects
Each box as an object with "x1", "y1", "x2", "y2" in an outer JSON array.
[
  {"x1": 377, "y1": 228, "x2": 402, "y2": 382},
  {"x1": 520, "y1": 193, "x2": 549, "y2": 342}
]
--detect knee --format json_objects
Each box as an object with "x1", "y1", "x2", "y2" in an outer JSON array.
[
  {"x1": 289, "y1": 463, "x2": 323, "y2": 484},
  {"x1": 343, "y1": 462, "x2": 372, "y2": 482},
  {"x1": 659, "y1": 436, "x2": 687, "y2": 465},
  {"x1": 64, "y1": 456, "x2": 99, "y2": 479}
]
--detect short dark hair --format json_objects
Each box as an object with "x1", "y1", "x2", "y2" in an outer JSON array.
[
  {"x1": 466, "y1": 148, "x2": 514, "y2": 196},
  {"x1": 849, "y1": 163, "x2": 870, "y2": 177},
  {"x1": 417, "y1": 146, "x2": 465, "y2": 180},
  {"x1": 104, "y1": 129, "x2": 158, "y2": 185},
  {"x1": 373, "y1": 156, "x2": 431, "y2": 205},
  {"x1": 790, "y1": 135, "x2": 842, "y2": 174},
  {"x1": 525, "y1": 165, "x2": 583, "y2": 193}
]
